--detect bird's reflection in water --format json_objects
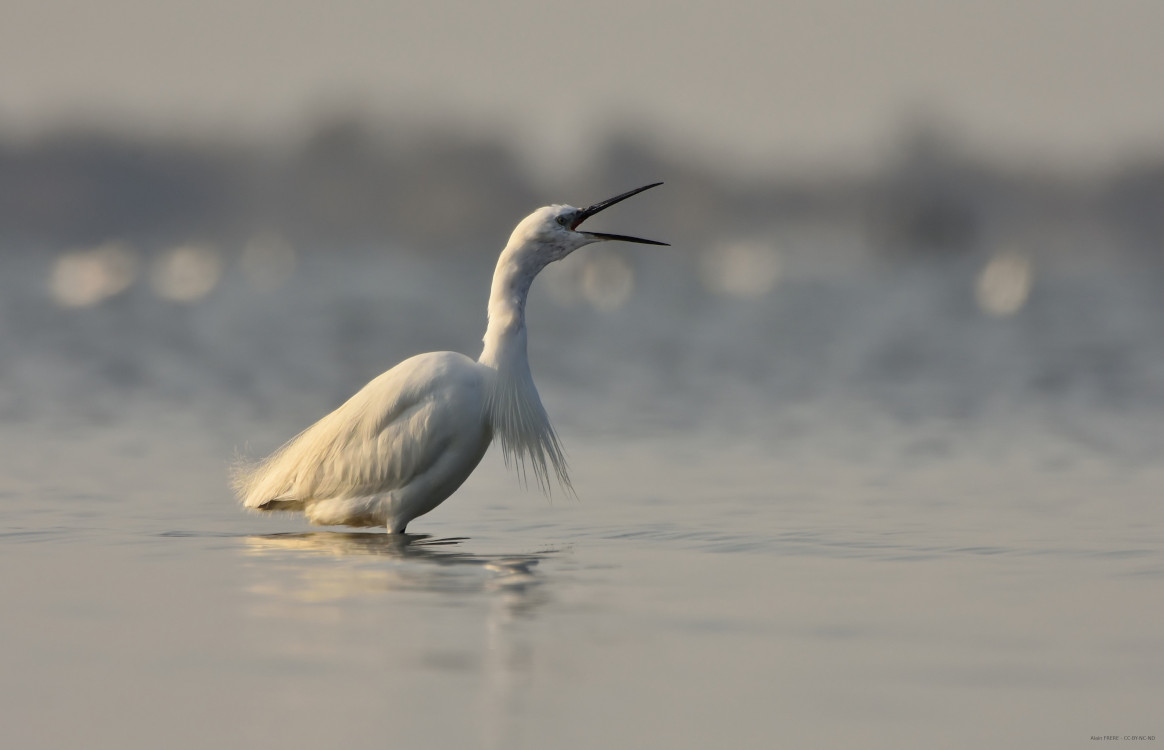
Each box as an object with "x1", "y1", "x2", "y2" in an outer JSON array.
[
  {"x1": 242, "y1": 531, "x2": 553, "y2": 748},
  {"x1": 242, "y1": 531, "x2": 552, "y2": 614}
]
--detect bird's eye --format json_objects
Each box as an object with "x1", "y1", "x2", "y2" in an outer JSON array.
[{"x1": 557, "y1": 216, "x2": 568, "y2": 226}]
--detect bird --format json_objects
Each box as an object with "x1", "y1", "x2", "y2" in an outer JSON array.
[{"x1": 233, "y1": 182, "x2": 666, "y2": 533}]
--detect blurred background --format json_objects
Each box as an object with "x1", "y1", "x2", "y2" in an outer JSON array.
[
  {"x1": 4, "y1": 0, "x2": 1164, "y2": 433},
  {"x1": 3, "y1": 3, "x2": 1164, "y2": 748}
]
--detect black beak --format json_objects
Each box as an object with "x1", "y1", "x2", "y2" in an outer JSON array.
[{"x1": 572, "y1": 182, "x2": 669, "y2": 246}]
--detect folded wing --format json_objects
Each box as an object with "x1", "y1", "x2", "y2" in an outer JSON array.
[{"x1": 234, "y1": 352, "x2": 488, "y2": 514}]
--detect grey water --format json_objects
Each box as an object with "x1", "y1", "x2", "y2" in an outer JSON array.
[{"x1": 2, "y1": 245, "x2": 1162, "y2": 749}]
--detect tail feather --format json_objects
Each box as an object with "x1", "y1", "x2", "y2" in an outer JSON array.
[
  {"x1": 256, "y1": 497, "x2": 308, "y2": 512},
  {"x1": 231, "y1": 450, "x2": 309, "y2": 512}
]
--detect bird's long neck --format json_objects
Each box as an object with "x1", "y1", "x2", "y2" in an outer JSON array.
[
  {"x1": 477, "y1": 247, "x2": 572, "y2": 494},
  {"x1": 479, "y1": 251, "x2": 537, "y2": 371}
]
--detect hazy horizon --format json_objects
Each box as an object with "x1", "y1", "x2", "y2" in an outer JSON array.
[{"x1": 4, "y1": 1, "x2": 1164, "y2": 177}]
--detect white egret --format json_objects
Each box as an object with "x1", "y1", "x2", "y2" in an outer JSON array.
[{"x1": 234, "y1": 183, "x2": 666, "y2": 533}]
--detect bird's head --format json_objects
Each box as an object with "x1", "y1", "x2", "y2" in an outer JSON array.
[{"x1": 504, "y1": 183, "x2": 668, "y2": 269}]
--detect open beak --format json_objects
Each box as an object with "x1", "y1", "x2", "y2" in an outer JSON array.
[{"x1": 571, "y1": 182, "x2": 669, "y2": 246}]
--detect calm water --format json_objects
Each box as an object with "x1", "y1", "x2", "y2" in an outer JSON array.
[{"x1": 2, "y1": 248, "x2": 1162, "y2": 748}]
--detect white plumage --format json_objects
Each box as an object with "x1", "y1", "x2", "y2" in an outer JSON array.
[{"x1": 233, "y1": 183, "x2": 665, "y2": 533}]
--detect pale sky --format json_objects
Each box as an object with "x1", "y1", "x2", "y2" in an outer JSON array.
[{"x1": 3, "y1": 0, "x2": 1163, "y2": 175}]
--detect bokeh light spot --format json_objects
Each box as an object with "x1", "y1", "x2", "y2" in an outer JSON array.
[
  {"x1": 976, "y1": 253, "x2": 1033, "y2": 317},
  {"x1": 581, "y1": 252, "x2": 635, "y2": 312},
  {"x1": 151, "y1": 244, "x2": 222, "y2": 302},
  {"x1": 49, "y1": 241, "x2": 138, "y2": 308}
]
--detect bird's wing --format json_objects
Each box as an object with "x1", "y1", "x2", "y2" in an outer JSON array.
[{"x1": 235, "y1": 352, "x2": 486, "y2": 508}]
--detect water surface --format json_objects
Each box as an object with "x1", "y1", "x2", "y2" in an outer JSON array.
[{"x1": 2, "y1": 251, "x2": 1162, "y2": 748}]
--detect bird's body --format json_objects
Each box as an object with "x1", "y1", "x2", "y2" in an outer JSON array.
[
  {"x1": 234, "y1": 183, "x2": 665, "y2": 533},
  {"x1": 237, "y1": 351, "x2": 492, "y2": 531}
]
